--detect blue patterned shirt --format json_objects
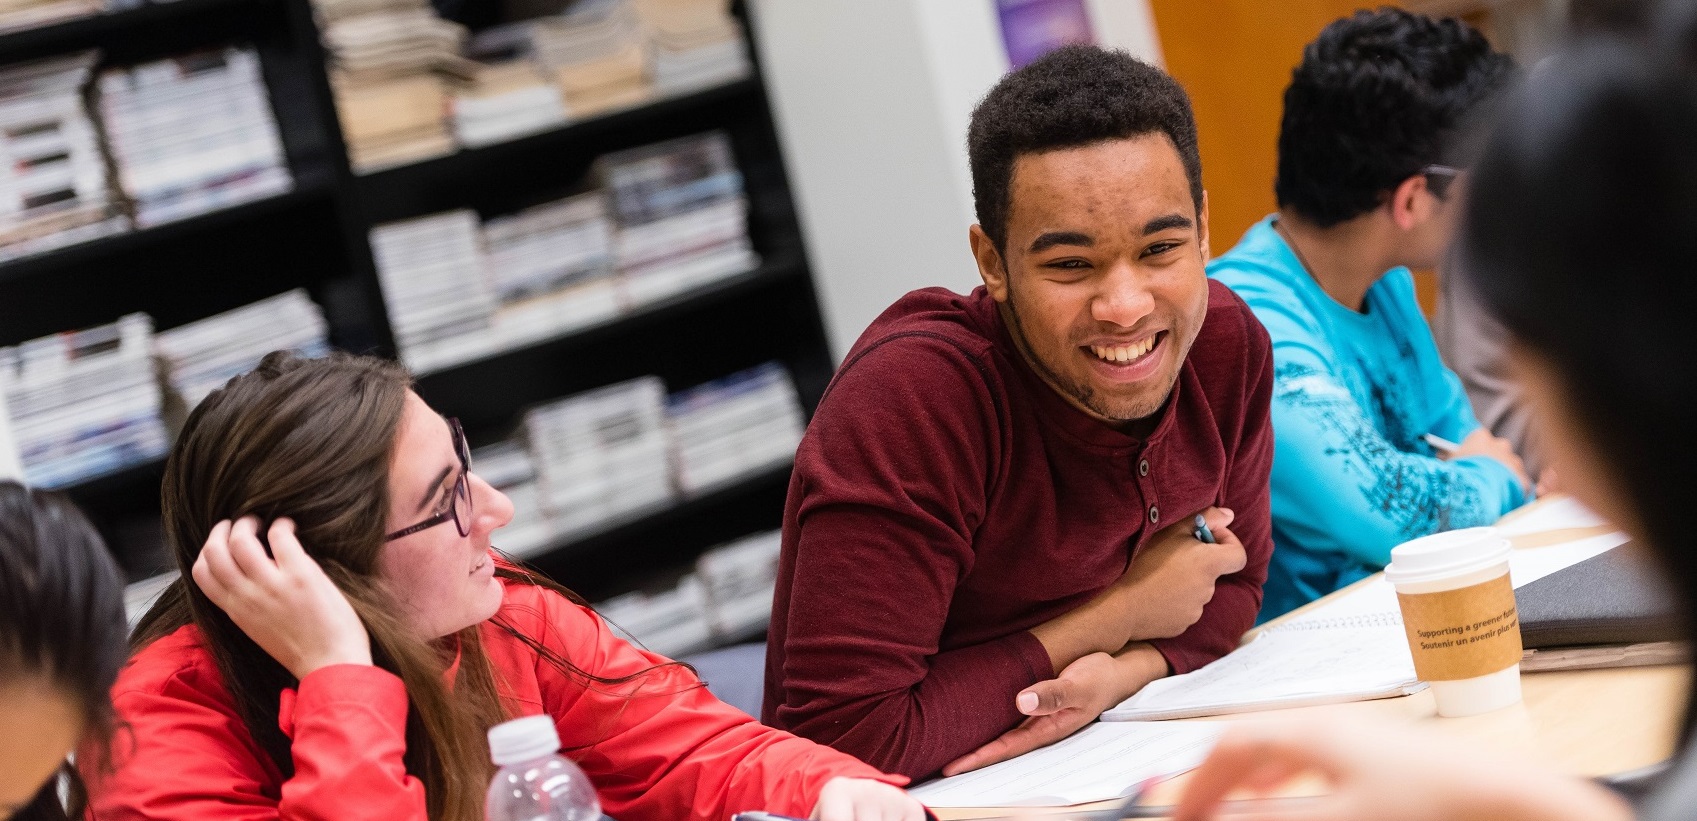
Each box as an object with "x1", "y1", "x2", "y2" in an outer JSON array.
[{"x1": 1210, "y1": 217, "x2": 1527, "y2": 621}]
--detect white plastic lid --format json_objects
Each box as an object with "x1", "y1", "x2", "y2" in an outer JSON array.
[
  {"x1": 1383, "y1": 527, "x2": 1512, "y2": 586},
  {"x1": 488, "y1": 715, "x2": 561, "y2": 766}
]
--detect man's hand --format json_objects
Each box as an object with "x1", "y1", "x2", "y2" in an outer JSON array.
[
  {"x1": 809, "y1": 778, "x2": 926, "y2": 821},
  {"x1": 1112, "y1": 508, "x2": 1248, "y2": 640},
  {"x1": 1029, "y1": 507, "x2": 1247, "y2": 671},
  {"x1": 939, "y1": 644, "x2": 1168, "y2": 777},
  {"x1": 1448, "y1": 428, "x2": 1532, "y2": 492}
]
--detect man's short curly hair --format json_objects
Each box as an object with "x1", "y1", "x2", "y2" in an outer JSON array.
[
  {"x1": 1276, "y1": 8, "x2": 1516, "y2": 227},
  {"x1": 968, "y1": 45, "x2": 1203, "y2": 254}
]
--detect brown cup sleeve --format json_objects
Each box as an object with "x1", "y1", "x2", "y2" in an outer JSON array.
[{"x1": 1395, "y1": 574, "x2": 1523, "y2": 681}]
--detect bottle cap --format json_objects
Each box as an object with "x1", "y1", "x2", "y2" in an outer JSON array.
[{"x1": 487, "y1": 715, "x2": 561, "y2": 766}]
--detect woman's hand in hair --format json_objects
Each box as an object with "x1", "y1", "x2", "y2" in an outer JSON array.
[
  {"x1": 1171, "y1": 719, "x2": 1633, "y2": 821},
  {"x1": 192, "y1": 516, "x2": 373, "y2": 680},
  {"x1": 809, "y1": 777, "x2": 927, "y2": 821}
]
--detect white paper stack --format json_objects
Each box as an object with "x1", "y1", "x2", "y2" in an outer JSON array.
[
  {"x1": 634, "y1": 0, "x2": 749, "y2": 95},
  {"x1": 0, "y1": 0, "x2": 101, "y2": 34},
  {"x1": 599, "y1": 130, "x2": 757, "y2": 304},
  {"x1": 524, "y1": 375, "x2": 675, "y2": 536},
  {"x1": 473, "y1": 440, "x2": 556, "y2": 558},
  {"x1": 124, "y1": 571, "x2": 177, "y2": 628},
  {"x1": 454, "y1": 27, "x2": 566, "y2": 148},
  {"x1": 597, "y1": 573, "x2": 714, "y2": 658},
  {"x1": 0, "y1": 52, "x2": 128, "y2": 261},
  {"x1": 369, "y1": 209, "x2": 500, "y2": 372},
  {"x1": 481, "y1": 191, "x2": 621, "y2": 350},
  {"x1": 533, "y1": 0, "x2": 652, "y2": 118},
  {"x1": 0, "y1": 313, "x2": 168, "y2": 488},
  {"x1": 695, "y1": 528, "x2": 780, "y2": 640},
  {"x1": 97, "y1": 48, "x2": 292, "y2": 227},
  {"x1": 665, "y1": 362, "x2": 802, "y2": 493},
  {"x1": 314, "y1": 0, "x2": 465, "y2": 171},
  {"x1": 153, "y1": 289, "x2": 331, "y2": 410}
]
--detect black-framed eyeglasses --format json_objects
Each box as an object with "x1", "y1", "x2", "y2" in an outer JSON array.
[
  {"x1": 385, "y1": 417, "x2": 473, "y2": 541},
  {"x1": 1421, "y1": 164, "x2": 1464, "y2": 200}
]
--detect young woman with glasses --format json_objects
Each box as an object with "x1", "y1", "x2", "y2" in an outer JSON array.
[{"x1": 87, "y1": 351, "x2": 925, "y2": 821}]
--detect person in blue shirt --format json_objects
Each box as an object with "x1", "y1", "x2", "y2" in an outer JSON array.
[{"x1": 1209, "y1": 8, "x2": 1530, "y2": 621}]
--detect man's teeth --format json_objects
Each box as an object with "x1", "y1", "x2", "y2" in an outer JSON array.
[{"x1": 1091, "y1": 336, "x2": 1157, "y2": 364}]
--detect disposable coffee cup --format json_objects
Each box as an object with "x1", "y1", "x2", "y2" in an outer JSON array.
[{"x1": 1384, "y1": 527, "x2": 1523, "y2": 718}]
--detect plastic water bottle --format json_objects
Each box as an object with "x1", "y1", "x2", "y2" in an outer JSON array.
[{"x1": 485, "y1": 715, "x2": 602, "y2": 821}]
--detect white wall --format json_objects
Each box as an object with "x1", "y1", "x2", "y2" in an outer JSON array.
[{"x1": 748, "y1": 0, "x2": 1163, "y2": 360}]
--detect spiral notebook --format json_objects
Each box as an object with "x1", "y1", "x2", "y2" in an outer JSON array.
[{"x1": 1101, "y1": 531, "x2": 1630, "y2": 721}]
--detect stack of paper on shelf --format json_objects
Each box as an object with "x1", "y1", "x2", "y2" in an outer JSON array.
[
  {"x1": 0, "y1": 52, "x2": 128, "y2": 261},
  {"x1": 454, "y1": 26, "x2": 566, "y2": 147},
  {"x1": 524, "y1": 375, "x2": 675, "y2": 537},
  {"x1": 664, "y1": 361, "x2": 802, "y2": 494},
  {"x1": 634, "y1": 0, "x2": 749, "y2": 95},
  {"x1": 0, "y1": 313, "x2": 168, "y2": 488},
  {"x1": 599, "y1": 130, "x2": 757, "y2": 304},
  {"x1": 532, "y1": 0, "x2": 652, "y2": 118},
  {"x1": 597, "y1": 574, "x2": 713, "y2": 658},
  {"x1": 482, "y1": 191, "x2": 621, "y2": 350},
  {"x1": 695, "y1": 528, "x2": 779, "y2": 641},
  {"x1": 473, "y1": 440, "x2": 555, "y2": 558},
  {"x1": 313, "y1": 0, "x2": 464, "y2": 171},
  {"x1": 0, "y1": 0, "x2": 102, "y2": 35},
  {"x1": 97, "y1": 48, "x2": 293, "y2": 227},
  {"x1": 153, "y1": 289, "x2": 331, "y2": 411},
  {"x1": 369, "y1": 209, "x2": 500, "y2": 372}
]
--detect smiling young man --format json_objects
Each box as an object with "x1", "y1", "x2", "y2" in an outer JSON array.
[
  {"x1": 762, "y1": 46, "x2": 1274, "y2": 781},
  {"x1": 1208, "y1": 9, "x2": 1526, "y2": 622}
]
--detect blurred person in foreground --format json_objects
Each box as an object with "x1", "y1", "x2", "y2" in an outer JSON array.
[
  {"x1": 0, "y1": 481, "x2": 128, "y2": 821},
  {"x1": 1174, "y1": 15, "x2": 1697, "y2": 821},
  {"x1": 1208, "y1": 8, "x2": 1529, "y2": 622}
]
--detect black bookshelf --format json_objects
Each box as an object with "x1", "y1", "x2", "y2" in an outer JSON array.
[{"x1": 0, "y1": 0, "x2": 833, "y2": 607}]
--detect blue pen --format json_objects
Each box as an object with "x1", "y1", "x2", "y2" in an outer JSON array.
[{"x1": 1192, "y1": 513, "x2": 1217, "y2": 544}]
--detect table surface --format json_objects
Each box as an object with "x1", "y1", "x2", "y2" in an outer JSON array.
[{"x1": 931, "y1": 507, "x2": 1690, "y2": 820}]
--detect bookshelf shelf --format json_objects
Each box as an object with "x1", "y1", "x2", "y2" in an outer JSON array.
[
  {"x1": 0, "y1": 0, "x2": 268, "y2": 63},
  {"x1": 2, "y1": 0, "x2": 827, "y2": 607},
  {"x1": 0, "y1": 185, "x2": 334, "y2": 287}
]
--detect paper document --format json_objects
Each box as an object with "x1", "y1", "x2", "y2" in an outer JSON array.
[
  {"x1": 1102, "y1": 532, "x2": 1631, "y2": 721},
  {"x1": 908, "y1": 722, "x2": 1223, "y2": 808},
  {"x1": 1497, "y1": 496, "x2": 1610, "y2": 536}
]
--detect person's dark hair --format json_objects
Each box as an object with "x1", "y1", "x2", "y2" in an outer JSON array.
[
  {"x1": 0, "y1": 481, "x2": 127, "y2": 821},
  {"x1": 1277, "y1": 7, "x2": 1515, "y2": 226},
  {"x1": 967, "y1": 44, "x2": 1203, "y2": 254},
  {"x1": 1458, "y1": 30, "x2": 1697, "y2": 726}
]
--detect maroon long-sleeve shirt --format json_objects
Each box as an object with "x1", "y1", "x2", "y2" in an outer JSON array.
[{"x1": 762, "y1": 281, "x2": 1274, "y2": 780}]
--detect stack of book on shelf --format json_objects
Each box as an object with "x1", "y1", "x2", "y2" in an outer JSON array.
[
  {"x1": 532, "y1": 0, "x2": 652, "y2": 118},
  {"x1": 474, "y1": 440, "x2": 555, "y2": 559},
  {"x1": 97, "y1": 48, "x2": 293, "y2": 227},
  {"x1": 635, "y1": 0, "x2": 750, "y2": 95},
  {"x1": 153, "y1": 289, "x2": 331, "y2": 412},
  {"x1": 694, "y1": 528, "x2": 781, "y2": 641},
  {"x1": 0, "y1": 52, "x2": 128, "y2": 262},
  {"x1": 665, "y1": 361, "x2": 803, "y2": 494},
  {"x1": 0, "y1": 0, "x2": 101, "y2": 34},
  {"x1": 314, "y1": 0, "x2": 465, "y2": 171},
  {"x1": 454, "y1": 25, "x2": 567, "y2": 148},
  {"x1": 597, "y1": 574, "x2": 713, "y2": 658},
  {"x1": 599, "y1": 130, "x2": 758, "y2": 305},
  {"x1": 482, "y1": 191, "x2": 622, "y2": 349},
  {"x1": 369, "y1": 209, "x2": 500, "y2": 373},
  {"x1": 524, "y1": 375, "x2": 675, "y2": 538},
  {"x1": 0, "y1": 313, "x2": 168, "y2": 488}
]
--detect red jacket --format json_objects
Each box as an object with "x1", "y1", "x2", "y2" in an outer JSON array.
[{"x1": 89, "y1": 574, "x2": 905, "y2": 821}]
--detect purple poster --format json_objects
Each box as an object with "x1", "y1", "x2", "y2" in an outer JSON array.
[{"x1": 996, "y1": 0, "x2": 1097, "y2": 68}]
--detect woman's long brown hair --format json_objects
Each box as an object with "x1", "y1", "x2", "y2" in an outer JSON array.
[{"x1": 129, "y1": 352, "x2": 693, "y2": 821}]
